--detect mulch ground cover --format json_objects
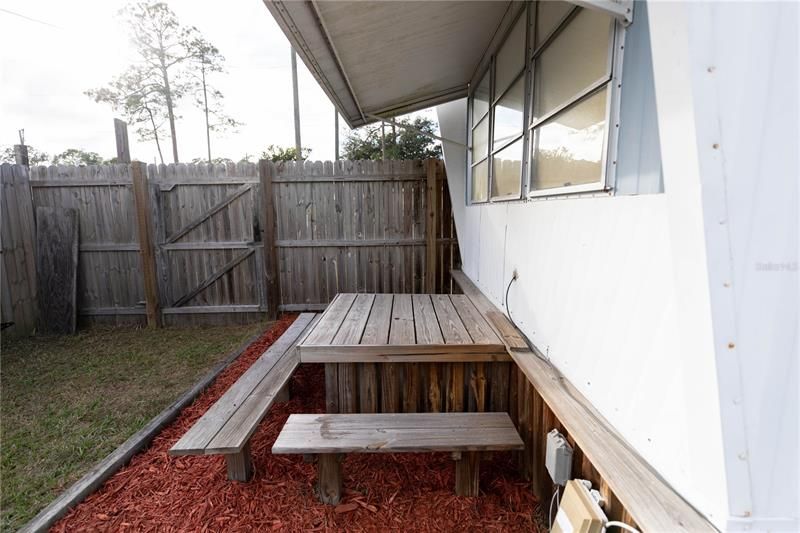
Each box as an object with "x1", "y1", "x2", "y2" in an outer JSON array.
[{"x1": 54, "y1": 315, "x2": 542, "y2": 532}]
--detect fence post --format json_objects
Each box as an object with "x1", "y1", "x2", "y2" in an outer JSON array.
[
  {"x1": 14, "y1": 145, "x2": 28, "y2": 167},
  {"x1": 259, "y1": 160, "x2": 280, "y2": 320},
  {"x1": 114, "y1": 119, "x2": 131, "y2": 163},
  {"x1": 131, "y1": 162, "x2": 162, "y2": 327},
  {"x1": 425, "y1": 159, "x2": 438, "y2": 293}
]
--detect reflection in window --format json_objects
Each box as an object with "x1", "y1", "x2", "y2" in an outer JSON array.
[
  {"x1": 536, "y1": 1, "x2": 573, "y2": 47},
  {"x1": 493, "y1": 76, "x2": 525, "y2": 149},
  {"x1": 531, "y1": 88, "x2": 608, "y2": 191},
  {"x1": 492, "y1": 137, "x2": 524, "y2": 197},
  {"x1": 473, "y1": 72, "x2": 490, "y2": 123},
  {"x1": 471, "y1": 160, "x2": 489, "y2": 203},
  {"x1": 495, "y1": 14, "x2": 527, "y2": 96},
  {"x1": 473, "y1": 116, "x2": 489, "y2": 161},
  {"x1": 533, "y1": 8, "x2": 612, "y2": 121}
]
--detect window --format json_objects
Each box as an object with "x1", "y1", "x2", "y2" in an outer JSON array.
[
  {"x1": 529, "y1": 6, "x2": 615, "y2": 195},
  {"x1": 467, "y1": 2, "x2": 622, "y2": 202},
  {"x1": 470, "y1": 71, "x2": 490, "y2": 203},
  {"x1": 469, "y1": 8, "x2": 528, "y2": 203}
]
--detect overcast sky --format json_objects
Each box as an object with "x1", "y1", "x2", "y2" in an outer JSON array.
[{"x1": 0, "y1": 0, "x2": 437, "y2": 164}]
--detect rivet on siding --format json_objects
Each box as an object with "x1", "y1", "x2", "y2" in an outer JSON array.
[
  {"x1": 733, "y1": 398, "x2": 741, "y2": 405},
  {"x1": 707, "y1": 66, "x2": 716, "y2": 73},
  {"x1": 713, "y1": 143, "x2": 720, "y2": 149},
  {"x1": 728, "y1": 342, "x2": 735, "y2": 349},
  {"x1": 723, "y1": 281, "x2": 730, "y2": 288},
  {"x1": 738, "y1": 452, "x2": 747, "y2": 460}
]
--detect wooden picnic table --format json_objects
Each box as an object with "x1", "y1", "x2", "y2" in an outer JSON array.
[
  {"x1": 296, "y1": 293, "x2": 513, "y2": 413},
  {"x1": 298, "y1": 293, "x2": 510, "y2": 361}
]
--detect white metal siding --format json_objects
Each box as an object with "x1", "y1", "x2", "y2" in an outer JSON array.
[{"x1": 615, "y1": 0, "x2": 662, "y2": 195}]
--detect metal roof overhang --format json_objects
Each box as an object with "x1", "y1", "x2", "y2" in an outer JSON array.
[{"x1": 263, "y1": 0, "x2": 517, "y2": 128}]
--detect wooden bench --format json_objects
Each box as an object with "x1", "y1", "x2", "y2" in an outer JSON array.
[
  {"x1": 272, "y1": 412, "x2": 524, "y2": 503},
  {"x1": 169, "y1": 313, "x2": 319, "y2": 481}
]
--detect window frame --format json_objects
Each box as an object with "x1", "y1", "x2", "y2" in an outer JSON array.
[
  {"x1": 527, "y1": 5, "x2": 623, "y2": 198},
  {"x1": 466, "y1": 2, "x2": 627, "y2": 204}
]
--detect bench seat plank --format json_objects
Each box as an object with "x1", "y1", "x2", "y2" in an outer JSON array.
[
  {"x1": 272, "y1": 413, "x2": 523, "y2": 454},
  {"x1": 170, "y1": 313, "x2": 318, "y2": 455}
]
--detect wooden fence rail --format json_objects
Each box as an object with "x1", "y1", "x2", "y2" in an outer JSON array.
[{"x1": 0, "y1": 160, "x2": 459, "y2": 330}]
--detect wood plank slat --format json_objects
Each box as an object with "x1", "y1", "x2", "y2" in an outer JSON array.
[
  {"x1": 170, "y1": 313, "x2": 316, "y2": 454},
  {"x1": 304, "y1": 293, "x2": 356, "y2": 345},
  {"x1": 450, "y1": 294, "x2": 501, "y2": 344},
  {"x1": 299, "y1": 345, "x2": 511, "y2": 362},
  {"x1": 332, "y1": 293, "x2": 375, "y2": 344},
  {"x1": 431, "y1": 294, "x2": 471, "y2": 344},
  {"x1": 272, "y1": 413, "x2": 523, "y2": 454},
  {"x1": 360, "y1": 293, "x2": 393, "y2": 344},
  {"x1": 388, "y1": 293, "x2": 415, "y2": 344},
  {"x1": 411, "y1": 294, "x2": 443, "y2": 344}
]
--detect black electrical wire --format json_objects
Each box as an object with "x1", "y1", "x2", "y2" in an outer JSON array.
[{"x1": 504, "y1": 274, "x2": 550, "y2": 363}]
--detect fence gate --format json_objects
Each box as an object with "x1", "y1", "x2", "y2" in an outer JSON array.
[{"x1": 149, "y1": 164, "x2": 265, "y2": 325}]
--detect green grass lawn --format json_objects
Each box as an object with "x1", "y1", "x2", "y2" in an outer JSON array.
[{"x1": 0, "y1": 323, "x2": 265, "y2": 532}]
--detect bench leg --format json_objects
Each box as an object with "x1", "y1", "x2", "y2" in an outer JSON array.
[
  {"x1": 316, "y1": 453, "x2": 343, "y2": 504},
  {"x1": 275, "y1": 383, "x2": 290, "y2": 403},
  {"x1": 225, "y1": 443, "x2": 253, "y2": 482},
  {"x1": 454, "y1": 451, "x2": 481, "y2": 497}
]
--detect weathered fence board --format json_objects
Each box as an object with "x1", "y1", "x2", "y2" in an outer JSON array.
[
  {"x1": 35, "y1": 207, "x2": 79, "y2": 334},
  {"x1": 29, "y1": 164, "x2": 144, "y2": 325},
  {"x1": 1, "y1": 164, "x2": 37, "y2": 338}
]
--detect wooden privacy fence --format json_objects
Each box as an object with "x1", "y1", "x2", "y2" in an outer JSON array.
[
  {"x1": 270, "y1": 159, "x2": 458, "y2": 310},
  {"x1": 0, "y1": 159, "x2": 458, "y2": 330}
]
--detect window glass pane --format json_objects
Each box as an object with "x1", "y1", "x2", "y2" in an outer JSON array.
[
  {"x1": 495, "y1": 11, "x2": 526, "y2": 97},
  {"x1": 531, "y1": 87, "x2": 607, "y2": 191},
  {"x1": 493, "y1": 76, "x2": 525, "y2": 150},
  {"x1": 472, "y1": 115, "x2": 489, "y2": 161},
  {"x1": 471, "y1": 160, "x2": 489, "y2": 203},
  {"x1": 532, "y1": 8, "x2": 612, "y2": 122},
  {"x1": 536, "y1": 1, "x2": 573, "y2": 47},
  {"x1": 472, "y1": 71, "x2": 490, "y2": 123},
  {"x1": 492, "y1": 137, "x2": 523, "y2": 198}
]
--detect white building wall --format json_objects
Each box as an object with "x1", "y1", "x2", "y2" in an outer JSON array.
[
  {"x1": 439, "y1": 1, "x2": 798, "y2": 529},
  {"x1": 648, "y1": 1, "x2": 798, "y2": 530},
  {"x1": 438, "y1": 101, "x2": 730, "y2": 530},
  {"x1": 435, "y1": 2, "x2": 729, "y2": 527}
]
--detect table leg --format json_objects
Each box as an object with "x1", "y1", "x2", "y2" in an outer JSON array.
[
  {"x1": 225, "y1": 442, "x2": 253, "y2": 482},
  {"x1": 454, "y1": 451, "x2": 481, "y2": 496},
  {"x1": 316, "y1": 453, "x2": 343, "y2": 504}
]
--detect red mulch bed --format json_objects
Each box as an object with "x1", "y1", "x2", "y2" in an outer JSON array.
[{"x1": 54, "y1": 315, "x2": 542, "y2": 532}]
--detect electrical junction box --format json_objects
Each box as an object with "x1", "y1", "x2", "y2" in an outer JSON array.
[
  {"x1": 552, "y1": 479, "x2": 606, "y2": 533},
  {"x1": 546, "y1": 429, "x2": 573, "y2": 486}
]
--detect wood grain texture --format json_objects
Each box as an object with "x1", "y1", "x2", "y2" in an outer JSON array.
[
  {"x1": 1, "y1": 165, "x2": 37, "y2": 338},
  {"x1": 272, "y1": 413, "x2": 523, "y2": 454},
  {"x1": 35, "y1": 207, "x2": 78, "y2": 334},
  {"x1": 170, "y1": 313, "x2": 317, "y2": 455},
  {"x1": 131, "y1": 162, "x2": 161, "y2": 327},
  {"x1": 316, "y1": 454, "x2": 343, "y2": 504}
]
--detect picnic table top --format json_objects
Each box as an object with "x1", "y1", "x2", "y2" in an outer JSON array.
[{"x1": 297, "y1": 293, "x2": 512, "y2": 362}]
